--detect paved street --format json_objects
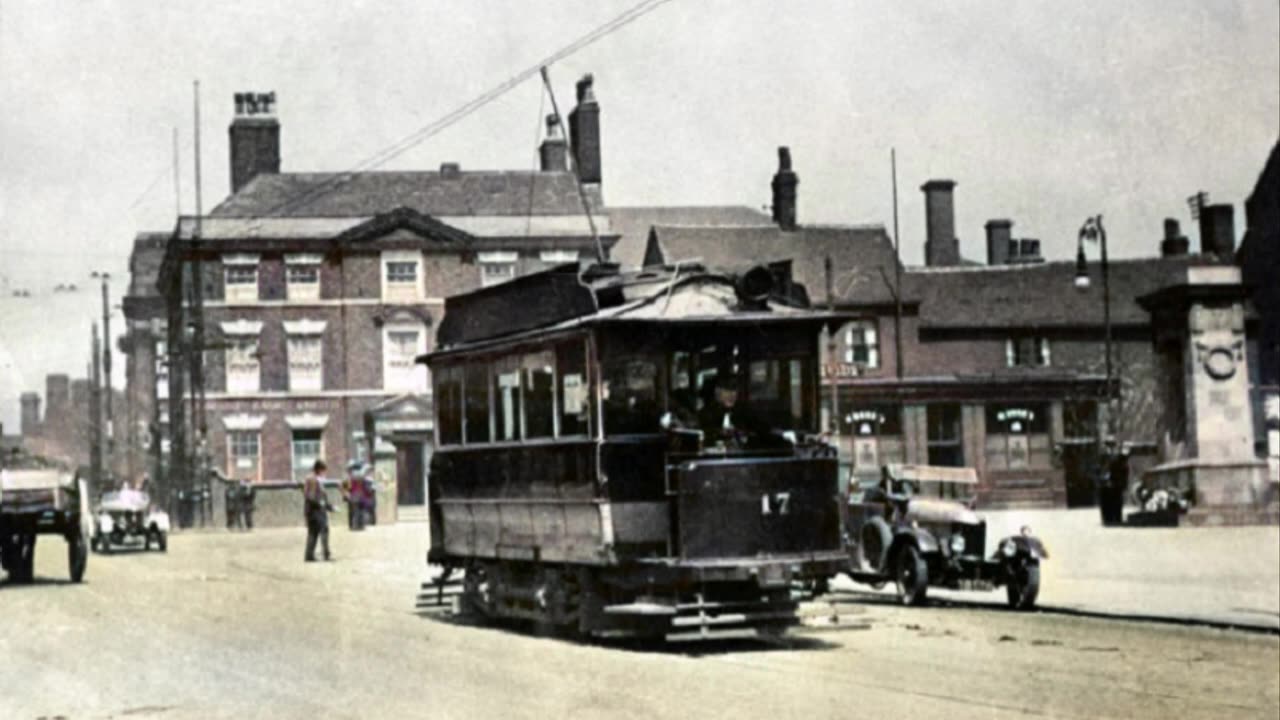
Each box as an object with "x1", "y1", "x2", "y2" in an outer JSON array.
[{"x1": 3, "y1": 522, "x2": 1277, "y2": 720}]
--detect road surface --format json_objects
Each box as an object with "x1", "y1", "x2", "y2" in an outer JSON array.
[{"x1": 2, "y1": 524, "x2": 1277, "y2": 719}]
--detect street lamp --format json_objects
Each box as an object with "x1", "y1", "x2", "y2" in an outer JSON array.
[{"x1": 1075, "y1": 215, "x2": 1113, "y2": 447}]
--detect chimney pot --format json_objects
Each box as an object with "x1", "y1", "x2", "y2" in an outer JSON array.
[
  {"x1": 922, "y1": 179, "x2": 960, "y2": 266},
  {"x1": 771, "y1": 146, "x2": 799, "y2": 231},
  {"x1": 440, "y1": 162, "x2": 461, "y2": 178},
  {"x1": 568, "y1": 74, "x2": 602, "y2": 184},
  {"x1": 1161, "y1": 217, "x2": 1189, "y2": 256},
  {"x1": 229, "y1": 91, "x2": 280, "y2": 193},
  {"x1": 539, "y1": 115, "x2": 568, "y2": 172},
  {"x1": 984, "y1": 219, "x2": 1013, "y2": 265}
]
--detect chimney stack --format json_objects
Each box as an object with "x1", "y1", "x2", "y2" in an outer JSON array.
[
  {"x1": 229, "y1": 91, "x2": 281, "y2": 193},
  {"x1": 984, "y1": 219, "x2": 1013, "y2": 265},
  {"x1": 20, "y1": 392, "x2": 40, "y2": 436},
  {"x1": 1198, "y1": 203, "x2": 1236, "y2": 260},
  {"x1": 771, "y1": 147, "x2": 799, "y2": 231},
  {"x1": 1015, "y1": 238, "x2": 1043, "y2": 263},
  {"x1": 922, "y1": 180, "x2": 960, "y2": 266},
  {"x1": 1160, "y1": 218, "x2": 1189, "y2": 257},
  {"x1": 539, "y1": 114, "x2": 568, "y2": 172},
  {"x1": 568, "y1": 74, "x2": 602, "y2": 184}
]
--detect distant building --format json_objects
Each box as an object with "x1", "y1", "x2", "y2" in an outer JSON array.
[
  {"x1": 644, "y1": 149, "x2": 1250, "y2": 508},
  {"x1": 150, "y1": 82, "x2": 616, "y2": 521},
  {"x1": 1237, "y1": 139, "x2": 1280, "y2": 476}
]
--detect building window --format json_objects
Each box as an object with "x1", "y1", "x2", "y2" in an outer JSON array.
[
  {"x1": 1006, "y1": 336, "x2": 1051, "y2": 367},
  {"x1": 227, "y1": 430, "x2": 260, "y2": 482},
  {"x1": 286, "y1": 261, "x2": 320, "y2": 301},
  {"x1": 843, "y1": 320, "x2": 880, "y2": 369},
  {"x1": 223, "y1": 259, "x2": 259, "y2": 304},
  {"x1": 382, "y1": 251, "x2": 422, "y2": 302},
  {"x1": 927, "y1": 404, "x2": 964, "y2": 467},
  {"x1": 493, "y1": 356, "x2": 523, "y2": 442},
  {"x1": 287, "y1": 335, "x2": 323, "y2": 392},
  {"x1": 843, "y1": 404, "x2": 904, "y2": 473},
  {"x1": 383, "y1": 321, "x2": 428, "y2": 392},
  {"x1": 155, "y1": 340, "x2": 169, "y2": 400},
  {"x1": 225, "y1": 337, "x2": 260, "y2": 394},
  {"x1": 291, "y1": 429, "x2": 323, "y2": 484},
  {"x1": 479, "y1": 251, "x2": 518, "y2": 288},
  {"x1": 1063, "y1": 399, "x2": 1098, "y2": 440}
]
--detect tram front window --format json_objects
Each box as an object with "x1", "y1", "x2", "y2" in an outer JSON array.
[{"x1": 602, "y1": 358, "x2": 660, "y2": 434}]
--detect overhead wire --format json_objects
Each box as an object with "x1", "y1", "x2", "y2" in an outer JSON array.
[{"x1": 257, "y1": 0, "x2": 674, "y2": 218}]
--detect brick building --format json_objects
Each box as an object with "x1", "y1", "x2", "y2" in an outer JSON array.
[
  {"x1": 120, "y1": 232, "x2": 170, "y2": 490},
  {"x1": 642, "y1": 149, "x2": 1251, "y2": 508},
  {"x1": 1237, "y1": 138, "x2": 1280, "y2": 477},
  {"x1": 151, "y1": 82, "x2": 616, "y2": 522}
]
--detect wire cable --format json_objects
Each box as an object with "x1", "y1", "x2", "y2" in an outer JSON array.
[{"x1": 259, "y1": 0, "x2": 674, "y2": 218}]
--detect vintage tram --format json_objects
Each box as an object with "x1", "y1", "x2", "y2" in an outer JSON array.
[{"x1": 420, "y1": 261, "x2": 848, "y2": 640}]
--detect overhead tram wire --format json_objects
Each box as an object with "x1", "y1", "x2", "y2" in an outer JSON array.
[{"x1": 257, "y1": 0, "x2": 674, "y2": 218}]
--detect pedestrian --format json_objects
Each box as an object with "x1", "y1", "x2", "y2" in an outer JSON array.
[
  {"x1": 239, "y1": 478, "x2": 256, "y2": 531},
  {"x1": 303, "y1": 459, "x2": 334, "y2": 562},
  {"x1": 225, "y1": 478, "x2": 242, "y2": 531},
  {"x1": 343, "y1": 460, "x2": 363, "y2": 531},
  {"x1": 363, "y1": 467, "x2": 377, "y2": 527}
]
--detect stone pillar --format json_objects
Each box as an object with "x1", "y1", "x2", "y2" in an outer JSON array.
[{"x1": 1138, "y1": 266, "x2": 1276, "y2": 524}]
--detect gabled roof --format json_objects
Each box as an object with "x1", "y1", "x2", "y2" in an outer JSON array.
[
  {"x1": 607, "y1": 205, "x2": 774, "y2": 268},
  {"x1": 210, "y1": 170, "x2": 602, "y2": 218},
  {"x1": 332, "y1": 207, "x2": 474, "y2": 246},
  {"x1": 645, "y1": 224, "x2": 908, "y2": 306},
  {"x1": 905, "y1": 255, "x2": 1221, "y2": 329}
]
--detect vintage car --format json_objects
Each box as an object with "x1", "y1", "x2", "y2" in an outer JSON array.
[
  {"x1": 843, "y1": 464, "x2": 1046, "y2": 609},
  {"x1": 93, "y1": 489, "x2": 169, "y2": 553},
  {"x1": 0, "y1": 466, "x2": 91, "y2": 583}
]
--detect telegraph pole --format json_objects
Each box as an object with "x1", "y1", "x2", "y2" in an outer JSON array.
[{"x1": 90, "y1": 323, "x2": 103, "y2": 493}]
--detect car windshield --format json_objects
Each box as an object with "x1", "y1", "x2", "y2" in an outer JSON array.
[{"x1": 895, "y1": 479, "x2": 974, "y2": 501}]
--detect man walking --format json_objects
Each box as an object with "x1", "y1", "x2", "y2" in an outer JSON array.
[
  {"x1": 303, "y1": 459, "x2": 333, "y2": 562},
  {"x1": 239, "y1": 478, "x2": 256, "y2": 531}
]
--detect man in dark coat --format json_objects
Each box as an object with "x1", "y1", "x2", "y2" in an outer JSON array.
[
  {"x1": 303, "y1": 460, "x2": 333, "y2": 561},
  {"x1": 239, "y1": 479, "x2": 256, "y2": 531},
  {"x1": 224, "y1": 480, "x2": 241, "y2": 530}
]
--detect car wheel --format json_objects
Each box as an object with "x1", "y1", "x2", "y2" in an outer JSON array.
[
  {"x1": 1006, "y1": 560, "x2": 1040, "y2": 610},
  {"x1": 894, "y1": 543, "x2": 929, "y2": 606},
  {"x1": 859, "y1": 517, "x2": 893, "y2": 574},
  {"x1": 69, "y1": 533, "x2": 87, "y2": 583}
]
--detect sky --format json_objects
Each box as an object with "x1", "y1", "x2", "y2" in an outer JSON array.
[{"x1": 1, "y1": 0, "x2": 1278, "y2": 430}]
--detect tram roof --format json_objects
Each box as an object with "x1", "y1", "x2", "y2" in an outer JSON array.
[{"x1": 425, "y1": 262, "x2": 845, "y2": 360}]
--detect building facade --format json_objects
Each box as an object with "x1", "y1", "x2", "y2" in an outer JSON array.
[{"x1": 149, "y1": 82, "x2": 615, "y2": 523}]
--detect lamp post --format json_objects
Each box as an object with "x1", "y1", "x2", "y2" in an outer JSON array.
[{"x1": 1074, "y1": 215, "x2": 1113, "y2": 450}]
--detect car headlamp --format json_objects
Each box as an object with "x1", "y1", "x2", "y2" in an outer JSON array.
[
  {"x1": 948, "y1": 534, "x2": 966, "y2": 555},
  {"x1": 98, "y1": 514, "x2": 114, "y2": 533},
  {"x1": 1000, "y1": 539, "x2": 1017, "y2": 558}
]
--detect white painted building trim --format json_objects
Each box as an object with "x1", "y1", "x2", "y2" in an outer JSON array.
[
  {"x1": 478, "y1": 251, "x2": 519, "y2": 263},
  {"x1": 220, "y1": 319, "x2": 264, "y2": 335},
  {"x1": 285, "y1": 253, "x2": 324, "y2": 265},
  {"x1": 201, "y1": 297, "x2": 445, "y2": 309},
  {"x1": 282, "y1": 318, "x2": 327, "y2": 335},
  {"x1": 285, "y1": 413, "x2": 330, "y2": 430},
  {"x1": 223, "y1": 413, "x2": 266, "y2": 431},
  {"x1": 223, "y1": 253, "x2": 261, "y2": 265},
  {"x1": 200, "y1": 389, "x2": 432, "y2": 401}
]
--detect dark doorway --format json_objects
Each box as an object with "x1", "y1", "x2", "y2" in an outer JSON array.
[
  {"x1": 1061, "y1": 442, "x2": 1098, "y2": 507},
  {"x1": 396, "y1": 441, "x2": 425, "y2": 506}
]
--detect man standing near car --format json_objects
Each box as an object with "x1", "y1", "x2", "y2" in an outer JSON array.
[{"x1": 303, "y1": 460, "x2": 333, "y2": 562}]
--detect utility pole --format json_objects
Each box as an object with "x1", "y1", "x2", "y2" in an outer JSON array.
[
  {"x1": 92, "y1": 272, "x2": 113, "y2": 454},
  {"x1": 891, "y1": 148, "x2": 904, "y2": 380},
  {"x1": 90, "y1": 323, "x2": 103, "y2": 493}
]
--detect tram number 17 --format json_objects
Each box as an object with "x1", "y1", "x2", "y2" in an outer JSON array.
[{"x1": 761, "y1": 491, "x2": 791, "y2": 516}]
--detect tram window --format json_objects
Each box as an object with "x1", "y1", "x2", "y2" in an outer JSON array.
[
  {"x1": 436, "y1": 366, "x2": 463, "y2": 445},
  {"x1": 603, "y1": 358, "x2": 660, "y2": 434},
  {"x1": 523, "y1": 351, "x2": 555, "y2": 439},
  {"x1": 493, "y1": 357, "x2": 522, "y2": 442},
  {"x1": 748, "y1": 357, "x2": 808, "y2": 429},
  {"x1": 464, "y1": 362, "x2": 491, "y2": 444},
  {"x1": 557, "y1": 340, "x2": 589, "y2": 436}
]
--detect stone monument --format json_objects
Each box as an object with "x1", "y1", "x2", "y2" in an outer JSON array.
[{"x1": 1138, "y1": 265, "x2": 1277, "y2": 525}]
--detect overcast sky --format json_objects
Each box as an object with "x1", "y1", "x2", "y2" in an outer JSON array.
[{"x1": 1, "y1": 0, "x2": 1278, "y2": 429}]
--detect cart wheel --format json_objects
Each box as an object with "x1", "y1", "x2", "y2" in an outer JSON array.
[
  {"x1": 69, "y1": 533, "x2": 87, "y2": 583},
  {"x1": 894, "y1": 543, "x2": 929, "y2": 606},
  {"x1": 1006, "y1": 560, "x2": 1040, "y2": 610}
]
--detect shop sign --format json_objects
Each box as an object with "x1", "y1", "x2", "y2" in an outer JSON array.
[{"x1": 822, "y1": 363, "x2": 860, "y2": 379}]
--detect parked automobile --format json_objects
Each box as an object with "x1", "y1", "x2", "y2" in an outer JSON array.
[
  {"x1": 842, "y1": 464, "x2": 1046, "y2": 609},
  {"x1": 0, "y1": 466, "x2": 91, "y2": 582},
  {"x1": 93, "y1": 488, "x2": 169, "y2": 553}
]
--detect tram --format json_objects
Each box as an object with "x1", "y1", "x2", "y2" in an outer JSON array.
[{"x1": 420, "y1": 261, "x2": 847, "y2": 640}]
